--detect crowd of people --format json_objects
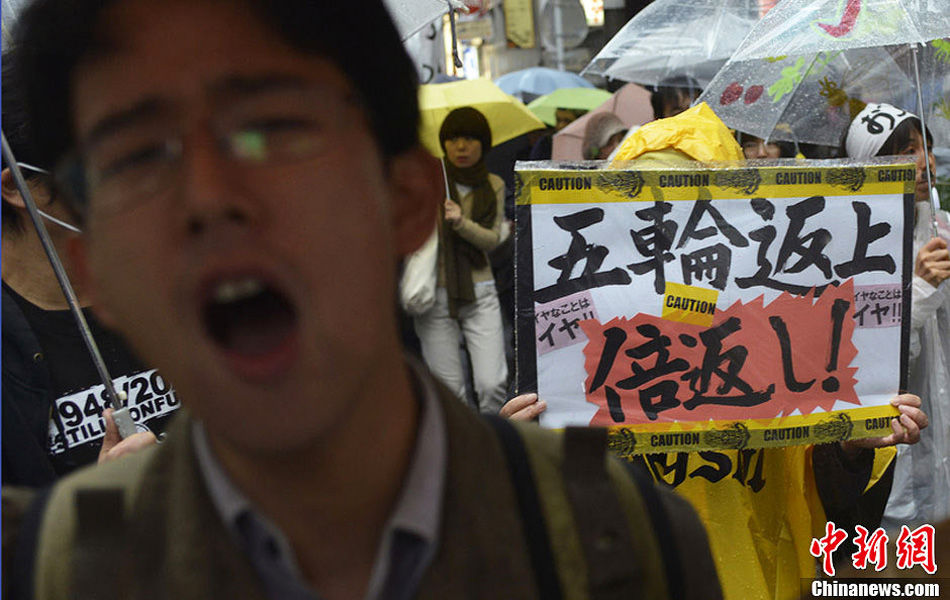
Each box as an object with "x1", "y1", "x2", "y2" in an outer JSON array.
[{"x1": 0, "y1": 0, "x2": 946, "y2": 598}]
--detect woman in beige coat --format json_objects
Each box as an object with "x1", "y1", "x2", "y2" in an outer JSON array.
[{"x1": 414, "y1": 107, "x2": 508, "y2": 413}]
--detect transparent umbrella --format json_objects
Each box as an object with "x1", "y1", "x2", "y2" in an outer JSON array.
[
  {"x1": 2, "y1": 0, "x2": 30, "y2": 46},
  {"x1": 697, "y1": 0, "x2": 949, "y2": 222},
  {"x1": 699, "y1": 44, "x2": 926, "y2": 147},
  {"x1": 907, "y1": 39, "x2": 950, "y2": 148},
  {"x1": 581, "y1": 0, "x2": 761, "y2": 87},
  {"x1": 698, "y1": 0, "x2": 950, "y2": 147},
  {"x1": 385, "y1": 0, "x2": 454, "y2": 40}
]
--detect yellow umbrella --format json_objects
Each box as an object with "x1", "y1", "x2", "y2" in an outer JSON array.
[{"x1": 418, "y1": 79, "x2": 546, "y2": 157}]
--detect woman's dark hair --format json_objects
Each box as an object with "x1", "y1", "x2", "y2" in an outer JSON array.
[
  {"x1": 874, "y1": 117, "x2": 934, "y2": 158},
  {"x1": 650, "y1": 75, "x2": 701, "y2": 120},
  {"x1": 735, "y1": 131, "x2": 797, "y2": 159},
  {"x1": 12, "y1": 0, "x2": 420, "y2": 193},
  {"x1": 439, "y1": 107, "x2": 492, "y2": 154}
]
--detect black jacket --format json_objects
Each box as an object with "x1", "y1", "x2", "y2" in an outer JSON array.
[{"x1": 2, "y1": 286, "x2": 58, "y2": 486}]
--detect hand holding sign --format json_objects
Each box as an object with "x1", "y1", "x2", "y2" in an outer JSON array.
[
  {"x1": 500, "y1": 393, "x2": 547, "y2": 421},
  {"x1": 840, "y1": 394, "x2": 928, "y2": 458},
  {"x1": 98, "y1": 408, "x2": 158, "y2": 464},
  {"x1": 915, "y1": 238, "x2": 950, "y2": 288}
]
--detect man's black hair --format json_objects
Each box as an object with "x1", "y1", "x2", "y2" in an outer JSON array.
[
  {"x1": 13, "y1": 0, "x2": 420, "y2": 214},
  {"x1": 876, "y1": 117, "x2": 934, "y2": 158},
  {"x1": 840, "y1": 114, "x2": 935, "y2": 159},
  {"x1": 2, "y1": 49, "x2": 46, "y2": 235},
  {"x1": 799, "y1": 142, "x2": 840, "y2": 159},
  {"x1": 650, "y1": 75, "x2": 701, "y2": 120},
  {"x1": 735, "y1": 131, "x2": 797, "y2": 159}
]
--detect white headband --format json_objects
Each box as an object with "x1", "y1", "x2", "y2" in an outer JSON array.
[{"x1": 845, "y1": 103, "x2": 916, "y2": 160}]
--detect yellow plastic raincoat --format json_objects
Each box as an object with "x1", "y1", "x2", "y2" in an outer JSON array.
[{"x1": 609, "y1": 103, "x2": 896, "y2": 600}]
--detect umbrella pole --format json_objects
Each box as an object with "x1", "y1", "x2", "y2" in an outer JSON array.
[
  {"x1": 441, "y1": 158, "x2": 452, "y2": 198},
  {"x1": 1, "y1": 131, "x2": 137, "y2": 439},
  {"x1": 554, "y1": 0, "x2": 565, "y2": 70},
  {"x1": 911, "y1": 43, "x2": 939, "y2": 237}
]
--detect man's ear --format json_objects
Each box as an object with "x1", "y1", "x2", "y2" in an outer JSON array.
[
  {"x1": 387, "y1": 146, "x2": 443, "y2": 256},
  {"x1": 66, "y1": 236, "x2": 118, "y2": 329},
  {"x1": 1, "y1": 168, "x2": 28, "y2": 209}
]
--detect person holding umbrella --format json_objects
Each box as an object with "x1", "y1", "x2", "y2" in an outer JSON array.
[
  {"x1": 844, "y1": 102, "x2": 950, "y2": 529},
  {"x1": 414, "y1": 107, "x2": 508, "y2": 413},
  {"x1": 1, "y1": 54, "x2": 167, "y2": 486}
]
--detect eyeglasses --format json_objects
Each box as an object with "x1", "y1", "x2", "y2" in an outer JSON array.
[
  {"x1": 57, "y1": 84, "x2": 361, "y2": 216},
  {"x1": 15, "y1": 162, "x2": 83, "y2": 233}
]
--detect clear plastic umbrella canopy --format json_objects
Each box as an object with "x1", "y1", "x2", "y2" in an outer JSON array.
[
  {"x1": 2, "y1": 0, "x2": 31, "y2": 46},
  {"x1": 733, "y1": 0, "x2": 950, "y2": 59},
  {"x1": 916, "y1": 40, "x2": 950, "y2": 147},
  {"x1": 697, "y1": 0, "x2": 950, "y2": 147},
  {"x1": 582, "y1": 0, "x2": 761, "y2": 87},
  {"x1": 384, "y1": 0, "x2": 451, "y2": 40}
]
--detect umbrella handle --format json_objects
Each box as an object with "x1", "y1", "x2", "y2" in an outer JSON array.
[
  {"x1": 113, "y1": 395, "x2": 138, "y2": 439},
  {"x1": 447, "y1": 1, "x2": 463, "y2": 69}
]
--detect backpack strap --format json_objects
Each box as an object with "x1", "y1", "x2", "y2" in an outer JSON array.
[
  {"x1": 562, "y1": 427, "x2": 640, "y2": 600},
  {"x1": 20, "y1": 487, "x2": 134, "y2": 600},
  {"x1": 621, "y1": 459, "x2": 684, "y2": 600},
  {"x1": 72, "y1": 488, "x2": 127, "y2": 600},
  {"x1": 483, "y1": 416, "x2": 564, "y2": 600},
  {"x1": 8, "y1": 486, "x2": 52, "y2": 600}
]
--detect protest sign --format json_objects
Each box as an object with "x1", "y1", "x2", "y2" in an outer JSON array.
[{"x1": 514, "y1": 157, "x2": 915, "y2": 453}]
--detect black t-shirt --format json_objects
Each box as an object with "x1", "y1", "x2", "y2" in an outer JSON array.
[{"x1": 4, "y1": 282, "x2": 180, "y2": 476}]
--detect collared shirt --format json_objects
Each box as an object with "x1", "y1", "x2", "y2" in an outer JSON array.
[{"x1": 192, "y1": 357, "x2": 446, "y2": 600}]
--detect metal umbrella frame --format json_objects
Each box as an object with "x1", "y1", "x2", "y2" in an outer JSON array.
[{"x1": 581, "y1": 0, "x2": 761, "y2": 87}]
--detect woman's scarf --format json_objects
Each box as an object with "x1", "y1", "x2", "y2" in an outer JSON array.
[{"x1": 442, "y1": 158, "x2": 497, "y2": 317}]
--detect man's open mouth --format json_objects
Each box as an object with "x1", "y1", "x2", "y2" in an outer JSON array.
[{"x1": 202, "y1": 276, "x2": 298, "y2": 359}]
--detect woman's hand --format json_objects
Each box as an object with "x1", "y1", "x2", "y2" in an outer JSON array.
[
  {"x1": 98, "y1": 408, "x2": 158, "y2": 464},
  {"x1": 915, "y1": 237, "x2": 950, "y2": 288},
  {"x1": 500, "y1": 393, "x2": 547, "y2": 421},
  {"x1": 444, "y1": 198, "x2": 462, "y2": 225},
  {"x1": 839, "y1": 394, "x2": 928, "y2": 459}
]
